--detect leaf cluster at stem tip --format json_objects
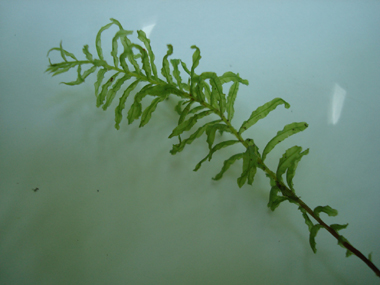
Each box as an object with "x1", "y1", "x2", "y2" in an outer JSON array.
[{"x1": 46, "y1": 18, "x2": 380, "y2": 278}]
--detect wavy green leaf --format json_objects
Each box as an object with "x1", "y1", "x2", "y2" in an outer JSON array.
[
  {"x1": 337, "y1": 235, "x2": 353, "y2": 257},
  {"x1": 314, "y1": 205, "x2": 338, "y2": 218},
  {"x1": 237, "y1": 144, "x2": 259, "y2": 187},
  {"x1": 194, "y1": 140, "x2": 240, "y2": 171},
  {"x1": 115, "y1": 79, "x2": 140, "y2": 129},
  {"x1": 286, "y1": 148, "x2": 309, "y2": 191},
  {"x1": 199, "y1": 72, "x2": 225, "y2": 113},
  {"x1": 82, "y1": 45, "x2": 93, "y2": 61},
  {"x1": 161, "y1": 45, "x2": 174, "y2": 84},
  {"x1": 95, "y1": 22, "x2": 114, "y2": 60},
  {"x1": 205, "y1": 123, "x2": 230, "y2": 149},
  {"x1": 97, "y1": 72, "x2": 120, "y2": 108},
  {"x1": 299, "y1": 207, "x2": 314, "y2": 231},
  {"x1": 180, "y1": 60, "x2": 191, "y2": 75},
  {"x1": 310, "y1": 224, "x2": 323, "y2": 253},
  {"x1": 239, "y1": 98, "x2": 290, "y2": 134},
  {"x1": 103, "y1": 74, "x2": 131, "y2": 110},
  {"x1": 132, "y1": 44, "x2": 152, "y2": 80},
  {"x1": 262, "y1": 122, "x2": 308, "y2": 161},
  {"x1": 213, "y1": 153, "x2": 245, "y2": 181},
  {"x1": 94, "y1": 68, "x2": 108, "y2": 97},
  {"x1": 126, "y1": 84, "x2": 156, "y2": 124},
  {"x1": 177, "y1": 100, "x2": 194, "y2": 124},
  {"x1": 276, "y1": 146, "x2": 300, "y2": 181},
  {"x1": 170, "y1": 120, "x2": 221, "y2": 155},
  {"x1": 190, "y1": 45, "x2": 201, "y2": 76},
  {"x1": 112, "y1": 30, "x2": 133, "y2": 68},
  {"x1": 192, "y1": 76, "x2": 206, "y2": 102},
  {"x1": 60, "y1": 64, "x2": 82, "y2": 86},
  {"x1": 276, "y1": 146, "x2": 309, "y2": 190},
  {"x1": 219, "y1": 71, "x2": 249, "y2": 85},
  {"x1": 330, "y1": 223, "x2": 348, "y2": 232},
  {"x1": 267, "y1": 186, "x2": 288, "y2": 211},
  {"x1": 170, "y1": 59, "x2": 187, "y2": 90},
  {"x1": 137, "y1": 30, "x2": 158, "y2": 78},
  {"x1": 169, "y1": 110, "x2": 213, "y2": 138},
  {"x1": 226, "y1": 81, "x2": 239, "y2": 122},
  {"x1": 140, "y1": 97, "x2": 164, "y2": 127}
]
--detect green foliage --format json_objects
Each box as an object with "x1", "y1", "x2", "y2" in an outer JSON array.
[{"x1": 46, "y1": 19, "x2": 379, "y2": 277}]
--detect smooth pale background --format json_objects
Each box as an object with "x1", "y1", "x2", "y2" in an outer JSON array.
[{"x1": 1, "y1": 1, "x2": 379, "y2": 284}]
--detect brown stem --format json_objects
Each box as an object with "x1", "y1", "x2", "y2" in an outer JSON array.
[{"x1": 277, "y1": 182, "x2": 380, "y2": 277}]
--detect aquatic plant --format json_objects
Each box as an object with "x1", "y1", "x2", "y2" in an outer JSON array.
[{"x1": 46, "y1": 18, "x2": 379, "y2": 277}]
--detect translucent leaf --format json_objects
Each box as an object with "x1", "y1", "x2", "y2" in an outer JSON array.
[
  {"x1": 82, "y1": 45, "x2": 93, "y2": 61},
  {"x1": 46, "y1": 62, "x2": 78, "y2": 77},
  {"x1": 112, "y1": 30, "x2": 133, "y2": 68},
  {"x1": 171, "y1": 59, "x2": 185, "y2": 90},
  {"x1": 219, "y1": 71, "x2": 249, "y2": 85},
  {"x1": 161, "y1": 45, "x2": 174, "y2": 84},
  {"x1": 102, "y1": 74, "x2": 131, "y2": 110},
  {"x1": 121, "y1": 43, "x2": 140, "y2": 73},
  {"x1": 178, "y1": 100, "x2": 194, "y2": 124},
  {"x1": 60, "y1": 41, "x2": 77, "y2": 62},
  {"x1": 92, "y1": 59, "x2": 107, "y2": 67},
  {"x1": 189, "y1": 105, "x2": 206, "y2": 115},
  {"x1": 286, "y1": 148, "x2": 309, "y2": 191},
  {"x1": 140, "y1": 97, "x2": 165, "y2": 127},
  {"x1": 61, "y1": 64, "x2": 83, "y2": 86},
  {"x1": 277, "y1": 146, "x2": 302, "y2": 182},
  {"x1": 313, "y1": 205, "x2": 338, "y2": 218},
  {"x1": 213, "y1": 153, "x2": 245, "y2": 181},
  {"x1": 180, "y1": 60, "x2": 191, "y2": 75},
  {"x1": 337, "y1": 235, "x2": 353, "y2": 257},
  {"x1": 199, "y1": 72, "x2": 225, "y2": 112},
  {"x1": 192, "y1": 76, "x2": 206, "y2": 102},
  {"x1": 309, "y1": 224, "x2": 323, "y2": 253},
  {"x1": 170, "y1": 120, "x2": 221, "y2": 155},
  {"x1": 299, "y1": 207, "x2": 314, "y2": 231},
  {"x1": 109, "y1": 18, "x2": 123, "y2": 29},
  {"x1": 174, "y1": 100, "x2": 184, "y2": 115},
  {"x1": 205, "y1": 123, "x2": 230, "y2": 150},
  {"x1": 127, "y1": 100, "x2": 142, "y2": 124},
  {"x1": 198, "y1": 79, "x2": 211, "y2": 103},
  {"x1": 239, "y1": 98, "x2": 290, "y2": 134},
  {"x1": 115, "y1": 79, "x2": 140, "y2": 129},
  {"x1": 97, "y1": 72, "x2": 120, "y2": 108},
  {"x1": 95, "y1": 22, "x2": 114, "y2": 60},
  {"x1": 119, "y1": 50, "x2": 130, "y2": 72},
  {"x1": 190, "y1": 45, "x2": 201, "y2": 76},
  {"x1": 63, "y1": 65, "x2": 97, "y2": 86},
  {"x1": 237, "y1": 144, "x2": 260, "y2": 187},
  {"x1": 226, "y1": 81, "x2": 239, "y2": 122},
  {"x1": 330, "y1": 223, "x2": 348, "y2": 232},
  {"x1": 137, "y1": 30, "x2": 158, "y2": 78},
  {"x1": 193, "y1": 140, "x2": 240, "y2": 171},
  {"x1": 262, "y1": 122, "x2": 309, "y2": 161},
  {"x1": 132, "y1": 44, "x2": 152, "y2": 80},
  {"x1": 128, "y1": 84, "x2": 178, "y2": 125},
  {"x1": 168, "y1": 110, "x2": 213, "y2": 138},
  {"x1": 267, "y1": 186, "x2": 288, "y2": 211},
  {"x1": 94, "y1": 68, "x2": 108, "y2": 97}
]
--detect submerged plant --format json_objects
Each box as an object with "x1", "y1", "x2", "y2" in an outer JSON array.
[{"x1": 46, "y1": 18, "x2": 379, "y2": 277}]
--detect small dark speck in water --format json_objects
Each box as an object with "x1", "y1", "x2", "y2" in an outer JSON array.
[
  {"x1": 32, "y1": 187, "x2": 39, "y2": 192},
  {"x1": 97, "y1": 190, "x2": 99, "y2": 192}
]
